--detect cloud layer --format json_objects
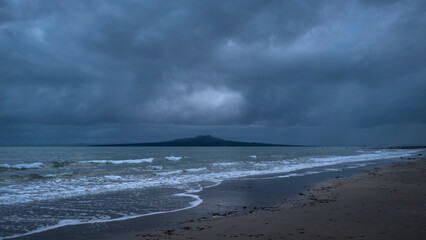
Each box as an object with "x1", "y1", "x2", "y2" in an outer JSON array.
[{"x1": 0, "y1": 0, "x2": 425, "y2": 145}]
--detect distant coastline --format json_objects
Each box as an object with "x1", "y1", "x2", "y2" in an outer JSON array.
[{"x1": 91, "y1": 135, "x2": 299, "y2": 147}]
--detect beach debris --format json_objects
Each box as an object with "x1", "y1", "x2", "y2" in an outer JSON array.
[
  {"x1": 212, "y1": 211, "x2": 237, "y2": 217},
  {"x1": 163, "y1": 229, "x2": 175, "y2": 235},
  {"x1": 136, "y1": 233, "x2": 162, "y2": 238},
  {"x1": 249, "y1": 207, "x2": 257, "y2": 214}
]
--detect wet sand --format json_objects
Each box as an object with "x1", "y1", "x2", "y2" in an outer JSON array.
[{"x1": 130, "y1": 158, "x2": 425, "y2": 240}]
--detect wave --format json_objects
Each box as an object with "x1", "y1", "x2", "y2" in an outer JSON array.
[
  {"x1": 309, "y1": 150, "x2": 416, "y2": 163},
  {"x1": 185, "y1": 167, "x2": 207, "y2": 173},
  {"x1": 0, "y1": 173, "x2": 57, "y2": 182},
  {"x1": 156, "y1": 170, "x2": 183, "y2": 176},
  {"x1": 60, "y1": 172, "x2": 75, "y2": 177},
  {"x1": 27, "y1": 174, "x2": 56, "y2": 180},
  {"x1": 0, "y1": 149, "x2": 420, "y2": 205},
  {"x1": 0, "y1": 162, "x2": 44, "y2": 170},
  {"x1": 164, "y1": 156, "x2": 183, "y2": 161},
  {"x1": 212, "y1": 162, "x2": 238, "y2": 166},
  {"x1": 148, "y1": 166, "x2": 163, "y2": 170},
  {"x1": 80, "y1": 158, "x2": 154, "y2": 164},
  {"x1": 104, "y1": 175, "x2": 122, "y2": 180},
  {"x1": 50, "y1": 161, "x2": 74, "y2": 168}
]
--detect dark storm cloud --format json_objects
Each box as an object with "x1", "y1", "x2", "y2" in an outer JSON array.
[{"x1": 0, "y1": 0, "x2": 425, "y2": 145}]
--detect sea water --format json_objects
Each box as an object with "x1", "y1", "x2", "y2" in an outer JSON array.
[{"x1": 0, "y1": 146, "x2": 420, "y2": 239}]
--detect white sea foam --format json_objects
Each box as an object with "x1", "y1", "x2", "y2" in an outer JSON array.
[
  {"x1": 164, "y1": 156, "x2": 183, "y2": 161},
  {"x1": 0, "y1": 162, "x2": 44, "y2": 170},
  {"x1": 310, "y1": 150, "x2": 417, "y2": 164},
  {"x1": 80, "y1": 158, "x2": 154, "y2": 164},
  {"x1": 324, "y1": 168, "x2": 340, "y2": 171},
  {"x1": 213, "y1": 162, "x2": 238, "y2": 166},
  {"x1": 346, "y1": 163, "x2": 367, "y2": 169},
  {"x1": 304, "y1": 171, "x2": 322, "y2": 175},
  {"x1": 0, "y1": 164, "x2": 11, "y2": 169},
  {"x1": 43, "y1": 174, "x2": 57, "y2": 178},
  {"x1": 185, "y1": 167, "x2": 207, "y2": 172},
  {"x1": 156, "y1": 170, "x2": 183, "y2": 176},
  {"x1": 104, "y1": 175, "x2": 122, "y2": 180},
  {"x1": 61, "y1": 172, "x2": 74, "y2": 176},
  {"x1": 278, "y1": 173, "x2": 305, "y2": 178},
  {"x1": 253, "y1": 163, "x2": 270, "y2": 167}
]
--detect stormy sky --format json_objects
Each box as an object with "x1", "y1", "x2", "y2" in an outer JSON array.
[{"x1": 0, "y1": 0, "x2": 425, "y2": 146}]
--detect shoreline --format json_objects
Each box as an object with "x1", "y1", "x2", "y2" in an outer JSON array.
[
  {"x1": 10, "y1": 152, "x2": 424, "y2": 240},
  {"x1": 130, "y1": 157, "x2": 425, "y2": 240}
]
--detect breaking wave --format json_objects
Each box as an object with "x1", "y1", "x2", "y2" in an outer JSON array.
[
  {"x1": 164, "y1": 156, "x2": 183, "y2": 161},
  {"x1": 80, "y1": 158, "x2": 154, "y2": 164},
  {"x1": 0, "y1": 162, "x2": 44, "y2": 170}
]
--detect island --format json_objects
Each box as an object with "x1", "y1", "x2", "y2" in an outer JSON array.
[{"x1": 93, "y1": 135, "x2": 295, "y2": 147}]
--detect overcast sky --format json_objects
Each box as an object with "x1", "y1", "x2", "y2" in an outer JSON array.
[{"x1": 0, "y1": 0, "x2": 425, "y2": 146}]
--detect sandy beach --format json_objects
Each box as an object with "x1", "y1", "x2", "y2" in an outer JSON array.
[{"x1": 126, "y1": 158, "x2": 425, "y2": 240}]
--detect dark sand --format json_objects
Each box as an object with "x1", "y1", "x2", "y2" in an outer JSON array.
[{"x1": 128, "y1": 159, "x2": 425, "y2": 240}]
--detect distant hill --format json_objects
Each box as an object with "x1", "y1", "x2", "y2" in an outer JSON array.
[{"x1": 94, "y1": 135, "x2": 294, "y2": 147}]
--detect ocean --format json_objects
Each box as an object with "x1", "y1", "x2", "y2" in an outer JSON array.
[{"x1": 0, "y1": 146, "x2": 420, "y2": 239}]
